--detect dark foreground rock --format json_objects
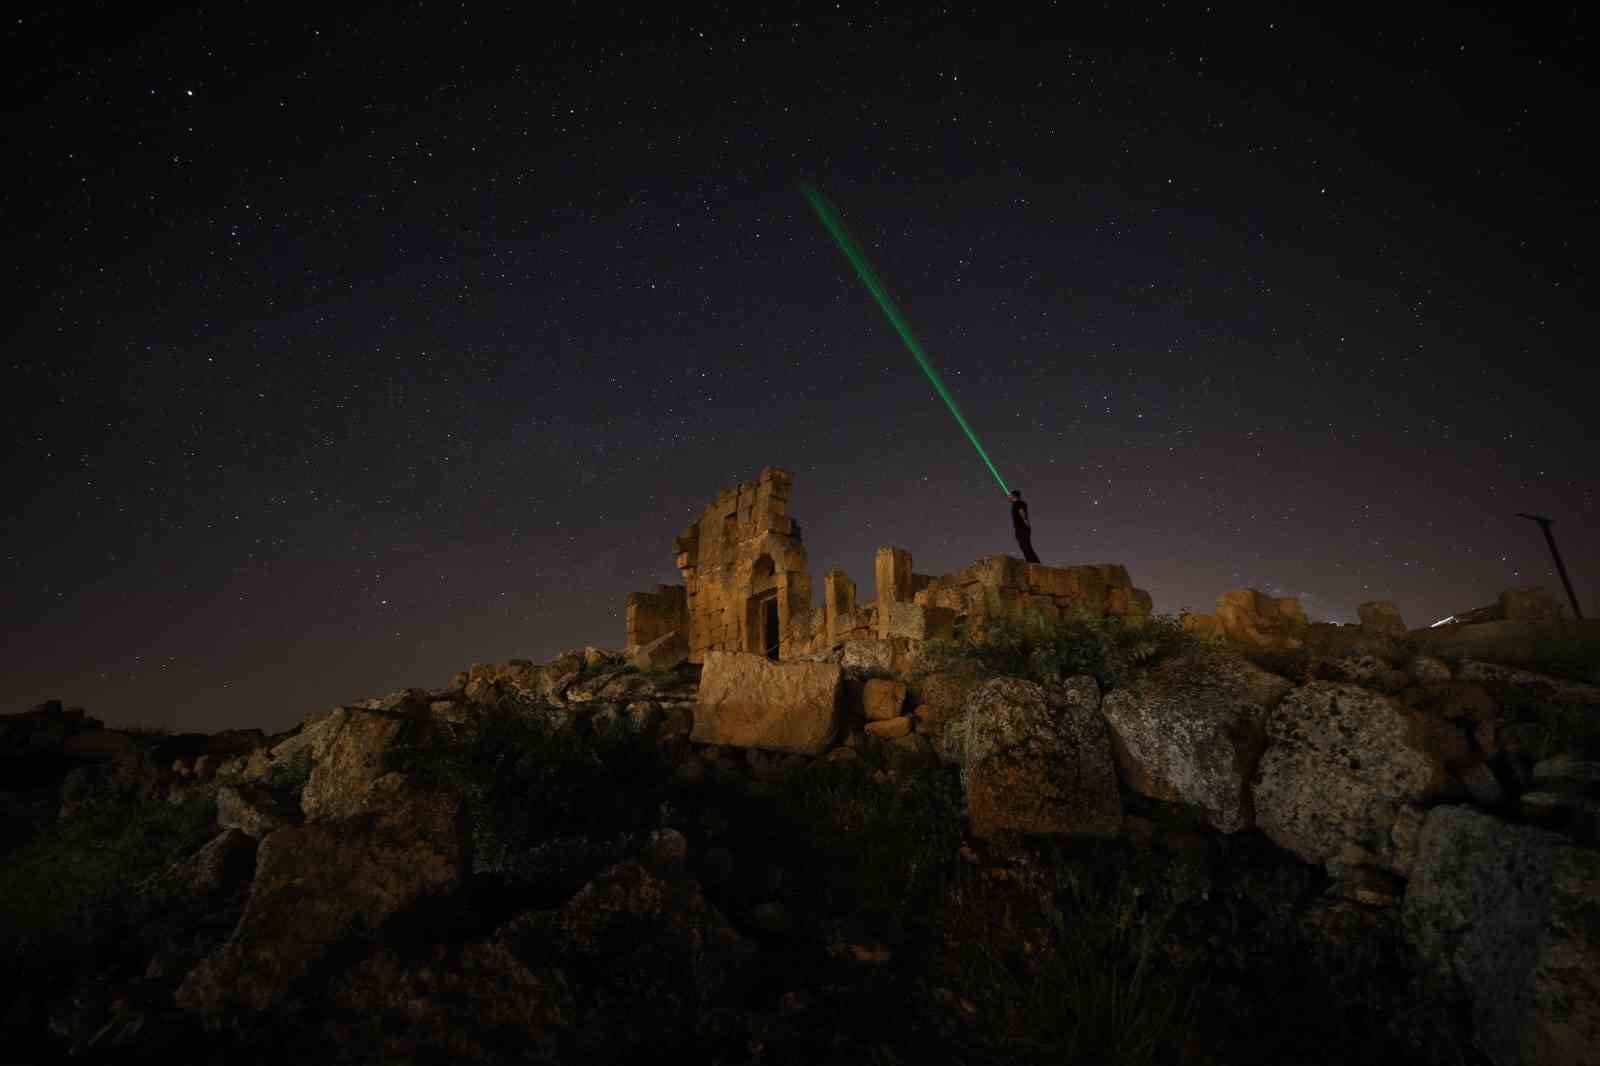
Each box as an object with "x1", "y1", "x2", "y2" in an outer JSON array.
[
  {"x1": 940, "y1": 676, "x2": 1121, "y2": 838},
  {"x1": 1404, "y1": 805, "x2": 1600, "y2": 1066},
  {"x1": 177, "y1": 776, "x2": 467, "y2": 1025}
]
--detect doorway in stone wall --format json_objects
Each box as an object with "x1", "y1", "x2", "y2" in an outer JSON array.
[{"x1": 762, "y1": 592, "x2": 780, "y2": 660}]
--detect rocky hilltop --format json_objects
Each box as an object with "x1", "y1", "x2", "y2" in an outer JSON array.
[{"x1": 4, "y1": 468, "x2": 1598, "y2": 1066}]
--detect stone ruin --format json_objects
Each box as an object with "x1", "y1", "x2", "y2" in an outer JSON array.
[{"x1": 625, "y1": 466, "x2": 1154, "y2": 661}]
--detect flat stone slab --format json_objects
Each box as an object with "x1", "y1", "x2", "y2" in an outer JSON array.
[{"x1": 692, "y1": 651, "x2": 843, "y2": 755}]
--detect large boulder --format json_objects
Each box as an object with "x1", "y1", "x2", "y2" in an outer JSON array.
[
  {"x1": 911, "y1": 671, "x2": 983, "y2": 748},
  {"x1": 1403, "y1": 806, "x2": 1600, "y2": 1066},
  {"x1": 176, "y1": 775, "x2": 467, "y2": 1024},
  {"x1": 1251, "y1": 681, "x2": 1449, "y2": 872},
  {"x1": 136, "y1": 828, "x2": 259, "y2": 902},
  {"x1": 941, "y1": 676, "x2": 1120, "y2": 839},
  {"x1": 301, "y1": 704, "x2": 425, "y2": 821},
  {"x1": 860, "y1": 678, "x2": 907, "y2": 721},
  {"x1": 1102, "y1": 652, "x2": 1291, "y2": 832},
  {"x1": 236, "y1": 710, "x2": 341, "y2": 783},
  {"x1": 691, "y1": 652, "x2": 843, "y2": 755},
  {"x1": 216, "y1": 784, "x2": 301, "y2": 839}
]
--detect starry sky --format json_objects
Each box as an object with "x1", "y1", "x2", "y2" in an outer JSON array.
[{"x1": 5, "y1": 2, "x2": 1595, "y2": 733}]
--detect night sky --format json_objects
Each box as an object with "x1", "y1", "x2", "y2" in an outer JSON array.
[{"x1": 5, "y1": 3, "x2": 1595, "y2": 734}]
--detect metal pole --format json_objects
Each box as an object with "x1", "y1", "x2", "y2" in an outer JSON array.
[{"x1": 1516, "y1": 513, "x2": 1585, "y2": 620}]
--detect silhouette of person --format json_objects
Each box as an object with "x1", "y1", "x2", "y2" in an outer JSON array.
[{"x1": 1010, "y1": 489, "x2": 1040, "y2": 563}]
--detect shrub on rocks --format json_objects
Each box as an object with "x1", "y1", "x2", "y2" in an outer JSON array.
[
  {"x1": 390, "y1": 700, "x2": 675, "y2": 906},
  {"x1": 926, "y1": 610, "x2": 1195, "y2": 691},
  {"x1": 0, "y1": 779, "x2": 218, "y2": 962}
]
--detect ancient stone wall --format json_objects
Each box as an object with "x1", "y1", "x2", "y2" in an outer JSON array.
[
  {"x1": 625, "y1": 585, "x2": 688, "y2": 650},
  {"x1": 1181, "y1": 588, "x2": 1309, "y2": 648},
  {"x1": 913, "y1": 554, "x2": 1153, "y2": 632},
  {"x1": 669, "y1": 467, "x2": 817, "y2": 663},
  {"x1": 625, "y1": 470, "x2": 1155, "y2": 661}
]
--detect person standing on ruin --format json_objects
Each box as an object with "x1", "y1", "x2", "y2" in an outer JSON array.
[{"x1": 1010, "y1": 489, "x2": 1040, "y2": 563}]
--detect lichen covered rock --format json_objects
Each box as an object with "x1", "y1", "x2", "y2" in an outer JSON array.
[
  {"x1": 1403, "y1": 805, "x2": 1600, "y2": 1066},
  {"x1": 1102, "y1": 652, "x2": 1290, "y2": 832},
  {"x1": 942, "y1": 676, "x2": 1120, "y2": 838},
  {"x1": 301, "y1": 705, "x2": 422, "y2": 821},
  {"x1": 1252, "y1": 681, "x2": 1448, "y2": 871}
]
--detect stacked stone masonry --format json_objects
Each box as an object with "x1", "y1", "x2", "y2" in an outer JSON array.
[{"x1": 625, "y1": 469, "x2": 1155, "y2": 662}]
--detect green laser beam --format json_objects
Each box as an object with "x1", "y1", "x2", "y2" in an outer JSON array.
[{"x1": 800, "y1": 184, "x2": 1010, "y2": 497}]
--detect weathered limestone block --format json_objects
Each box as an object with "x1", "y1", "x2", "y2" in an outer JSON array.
[
  {"x1": 875, "y1": 546, "x2": 915, "y2": 638},
  {"x1": 136, "y1": 828, "x2": 258, "y2": 903},
  {"x1": 864, "y1": 716, "x2": 913, "y2": 740},
  {"x1": 692, "y1": 651, "x2": 843, "y2": 754},
  {"x1": 879, "y1": 601, "x2": 957, "y2": 641},
  {"x1": 976, "y1": 585, "x2": 1026, "y2": 620},
  {"x1": 177, "y1": 777, "x2": 467, "y2": 1024},
  {"x1": 941, "y1": 676, "x2": 1121, "y2": 839},
  {"x1": 1251, "y1": 681, "x2": 1450, "y2": 871},
  {"x1": 861, "y1": 678, "x2": 907, "y2": 721},
  {"x1": 823, "y1": 569, "x2": 856, "y2": 644},
  {"x1": 217, "y1": 784, "x2": 301, "y2": 839},
  {"x1": 912, "y1": 671, "x2": 984, "y2": 750},
  {"x1": 1106, "y1": 586, "x2": 1154, "y2": 617},
  {"x1": 1403, "y1": 806, "x2": 1600, "y2": 1066},
  {"x1": 235, "y1": 711, "x2": 339, "y2": 784},
  {"x1": 302, "y1": 705, "x2": 423, "y2": 822},
  {"x1": 624, "y1": 582, "x2": 688, "y2": 646},
  {"x1": 961, "y1": 554, "x2": 1028, "y2": 590},
  {"x1": 834, "y1": 637, "x2": 928, "y2": 676},
  {"x1": 1025, "y1": 564, "x2": 1076, "y2": 597},
  {"x1": 1101, "y1": 653, "x2": 1290, "y2": 832},
  {"x1": 1358, "y1": 600, "x2": 1409, "y2": 638},
  {"x1": 1500, "y1": 586, "x2": 1561, "y2": 622},
  {"x1": 1181, "y1": 612, "x2": 1226, "y2": 640},
  {"x1": 541, "y1": 651, "x2": 585, "y2": 701},
  {"x1": 1214, "y1": 588, "x2": 1309, "y2": 648},
  {"x1": 914, "y1": 581, "x2": 972, "y2": 613}
]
